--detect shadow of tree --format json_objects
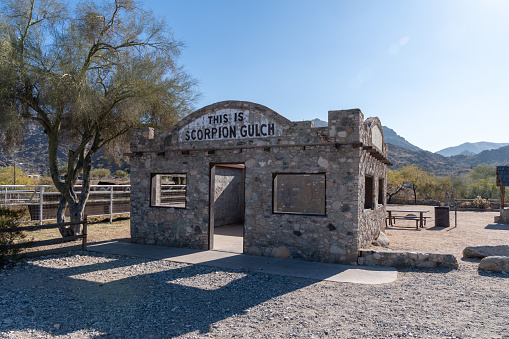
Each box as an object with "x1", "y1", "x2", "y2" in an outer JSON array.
[{"x1": 0, "y1": 252, "x2": 317, "y2": 337}]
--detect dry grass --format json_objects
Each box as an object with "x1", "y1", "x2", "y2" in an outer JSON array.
[{"x1": 15, "y1": 214, "x2": 131, "y2": 257}]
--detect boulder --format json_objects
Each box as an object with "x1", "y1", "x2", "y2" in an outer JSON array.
[
  {"x1": 462, "y1": 245, "x2": 509, "y2": 258},
  {"x1": 479, "y1": 256, "x2": 509, "y2": 273},
  {"x1": 372, "y1": 232, "x2": 389, "y2": 247}
]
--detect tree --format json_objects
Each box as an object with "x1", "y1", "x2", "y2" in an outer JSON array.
[
  {"x1": 466, "y1": 164, "x2": 496, "y2": 182},
  {"x1": 386, "y1": 169, "x2": 405, "y2": 204},
  {"x1": 0, "y1": 167, "x2": 39, "y2": 185},
  {"x1": 465, "y1": 165, "x2": 498, "y2": 199},
  {"x1": 0, "y1": 0, "x2": 197, "y2": 236},
  {"x1": 90, "y1": 168, "x2": 111, "y2": 179},
  {"x1": 399, "y1": 165, "x2": 434, "y2": 204},
  {"x1": 113, "y1": 169, "x2": 128, "y2": 178}
]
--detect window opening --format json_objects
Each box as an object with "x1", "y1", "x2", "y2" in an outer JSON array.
[
  {"x1": 364, "y1": 176, "x2": 374, "y2": 209},
  {"x1": 151, "y1": 173, "x2": 186, "y2": 208},
  {"x1": 378, "y1": 178, "x2": 384, "y2": 205}
]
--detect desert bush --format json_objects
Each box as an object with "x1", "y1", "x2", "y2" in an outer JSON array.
[
  {"x1": 0, "y1": 207, "x2": 26, "y2": 266},
  {"x1": 113, "y1": 170, "x2": 128, "y2": 178},
  {"x1": 473, "y1": 196, "x2": 491, "y2": 209},
  {"x1": 91, "y1": 168, "x2": 111, "y2": 179},
  {"x1": 460, "y1": 201, "x2": 472, "y2": 208}
]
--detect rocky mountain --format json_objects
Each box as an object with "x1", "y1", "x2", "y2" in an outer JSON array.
[
  {"x1": 382, "y1": 126, "x2": 423, "y2": 152},
  {"x1": 0, "y1": 122, "x2": 128, "y2": 175},
  {"x1": 388, "y1": 144, "x2": 509, "y2": 176},
  {"x1": 387, "y1": 144, "x2": 468, "y2": 176},
  {"x1": 311, "y1": 118, "x2": 328, "y2": 128},
  {"x1": 437, "y1": 142, "x2": 509, "y2": 157}
]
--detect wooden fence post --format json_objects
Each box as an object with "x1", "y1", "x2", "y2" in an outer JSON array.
[
  {"x1": 82, "y1": 215, "x2": 88, "y2": 251},
  {"x1": 110, "y1": 186, "x2": 114, "y2": 223},
  {"x1": 39, "y1": 186, "x2": 44, "y2": 225}
]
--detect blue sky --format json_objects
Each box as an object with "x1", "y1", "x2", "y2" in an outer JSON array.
[{"x1": 144, "y1": 0, "x2": 509, "y2": 152}]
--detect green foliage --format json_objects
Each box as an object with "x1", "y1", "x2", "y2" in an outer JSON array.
[
  {"x1": 113, "y1": 170, "x2": 128, "y2": 178},
  {"x1": 460, "y1": 165, "x2": 498, "y2": 199},
  {"x1": 387, "y1": 169, "x2": 405, "y2": 203},
  {"x1": 450, "y1": 176, "x2": 468, "y2": 199},
  {"x1": 467, "y1": 164, "x2": 496, "y2": 182},
  {"x1": 388, "y1": 165, "x2": 453, "y2": 204},
  {"x1": 399, "y1": 165, "x2": 436, "y2": 204},
  {"x1": 388, "y1": 164, "x2": 500, "y2": 204},
  {"x1": 91, "y1": 168, "x2": 111, "y2": 179},
  {"x1": 0, "y1": 167, "x2": 39, "y2": 185},
  {"x1": 467, "y1": 178, "x2": 497, "y2": 199},
  {"x1": 0, "y1": 207, "x2": 26, "y2": 265},
  {"x1": 0, "y1": 0, "x2": 197, "y2": 227}
]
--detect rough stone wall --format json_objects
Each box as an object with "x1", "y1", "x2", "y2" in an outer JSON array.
[
  {"x1": 357, "y1": 117, "x2": 388, "y2": 248},
  {"x1": 358, "y1": 249, "x2": 458, "y2": 268},
  {"x1": 130, "y1": 148, "x2": 210, "y2": 248},
  {"x1": 129, "y1": 101, "x2": 389, "y2": 264},
  {"x1": 496, "y1": 208, "x2": 509, "y2": 223},
  {"x1": 357, "y1": 151, "x2": 387, "y2": 248},
  {"x1": 242, "y1": 144, "x2": 361, "y2": 264}
]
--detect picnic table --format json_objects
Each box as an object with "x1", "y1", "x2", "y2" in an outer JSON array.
[{"x1": 386, "y1": 209, "x2": 430, "y2": 230}]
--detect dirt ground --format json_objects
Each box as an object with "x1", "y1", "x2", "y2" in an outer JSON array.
[
  {"x1": 17, "y1": 206, "x2": 508, "y2": 263},
  {"x1": 377, "y1": 204, "x2": 508, "y2": 259}
]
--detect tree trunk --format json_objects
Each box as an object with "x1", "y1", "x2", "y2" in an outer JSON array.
[
  {"x1": 57, "y1": 196, "x2": 72, "y2": 237},
  {"x1": 57, "y1": 191, "x2": 88, "y2": 236},
  {"x1": 68, "y1": 201, "x2": 85, "y2": 235}
]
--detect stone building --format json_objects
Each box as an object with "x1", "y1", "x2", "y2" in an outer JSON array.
[{"x1": 129, "y1": 101, "x2": 391, "y2": 264}]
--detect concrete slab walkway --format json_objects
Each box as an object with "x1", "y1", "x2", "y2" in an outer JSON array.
[{"x1": 88, "y1": 241, "x2": 398, "y2": 285}]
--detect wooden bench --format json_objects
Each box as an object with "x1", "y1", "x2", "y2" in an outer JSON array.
[{"x1": 388, "y1": 214, "x2": 431, "y2": 229}]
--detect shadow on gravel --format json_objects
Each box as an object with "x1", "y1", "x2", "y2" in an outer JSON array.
[
  {"x1": 1, "y1": 253, "x2": 318, "y2": 337},
  {"x1": 424, "y1": 226, "x2": 449, "y2": 231},
  {"x1": 460, "y1": 257, "x2": 480, "y2": 263},
  {"x1": 485, "y1": 223, "x2": 509, "y2": 230},
  {"x1": 18, "y1": 238, "x2": 132, "y2": 260},
  {"x1": 396, "y1": 266, "x2": 456, "y2": 274},
  {"x1": 384, "y1": 226, "x2": 421, "y2": 231},
  {"x1": 477, "y1": 269, "x2": 509, "y2": 278}
]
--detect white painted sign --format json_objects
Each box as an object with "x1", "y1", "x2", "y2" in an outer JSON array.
[
  {"x1": 178, "y1": 109, "x2": 283, "y2": 142},
  {"x1": 371, "y1": 125, "x2": 383, "y2": 151}
]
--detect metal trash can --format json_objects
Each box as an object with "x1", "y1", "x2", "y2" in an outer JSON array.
[{"x1": 435, "y1": 206, "x2": 450, "y2": 227}]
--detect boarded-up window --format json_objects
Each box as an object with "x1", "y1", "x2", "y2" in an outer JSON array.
[
  {"x1": 364, "y1": 176, "x2": 373, "y2": 209},
  {"x1": 273, "y1": 173, "x2": 326, "y2": 215},
  {"x1": 151, "y1": 174, "x2": 186, "y2": 208}
]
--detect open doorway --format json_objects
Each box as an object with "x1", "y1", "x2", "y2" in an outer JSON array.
[{"x1": 209, "y1": 163, "x2": 245, "y2": 253}]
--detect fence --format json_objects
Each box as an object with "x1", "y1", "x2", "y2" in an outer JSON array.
[
  {"x1": 0, "y1": 185, "x2": 130, "y2": 224},
  {"x1": 0, "y1": 216, "x2": 88, "y2": 251}
]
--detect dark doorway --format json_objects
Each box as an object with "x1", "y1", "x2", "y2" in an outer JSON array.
[{"x1": 209, "y1": 163, "x2": 245, "y2": 253}]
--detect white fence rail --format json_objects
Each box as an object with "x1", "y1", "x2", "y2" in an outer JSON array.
[{"x1": 0, "y1": 185, "x2": 130, "y2": 224}]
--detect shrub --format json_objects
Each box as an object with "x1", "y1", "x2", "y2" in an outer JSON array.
[
  {"x1": 0, "y1": 207, "x2": 26, "y2": 266},
  {"x1": 113, "y1": 170, "x2": 128, "y2": 178},
  {"x1": 473, "y1": 196, "x2": 491, "y2": 209},
  {"x1": 91, "y1": 168, "x2": 111, "y2": 179}
]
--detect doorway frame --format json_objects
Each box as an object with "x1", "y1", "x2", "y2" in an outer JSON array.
[{"x1": 208, "y1": 162, "x2": 246, "y2": 251}]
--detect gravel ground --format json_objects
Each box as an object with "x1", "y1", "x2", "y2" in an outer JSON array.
[
  {"x1": 1, "y1": 251, "x2": 508, "y2": 338},
  {"x1": 1, "y1": 207, "x2": 508, "y2": 338}
]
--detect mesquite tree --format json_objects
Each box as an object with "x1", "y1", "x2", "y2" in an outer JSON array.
[{"x1": 0, "y1": 0, "x2": 196, "y2": 235}]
